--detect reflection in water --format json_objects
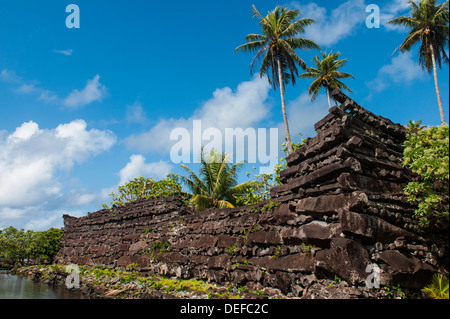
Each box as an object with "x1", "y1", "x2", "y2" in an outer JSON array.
[{"x1": 0, "y1": 270, "x2": 85, "y2": 299}]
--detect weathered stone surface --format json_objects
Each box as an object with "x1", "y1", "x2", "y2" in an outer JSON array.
[
  {"x1": 55, "y1": 99, "x2": 448, "y2": 299},
  {"x1": 295, "y1": 191, "x2": 368, "y2": 217},
  {"x1": 378, "y1": 250, "x2": 434, "y2": 288},
  {"x1": 339, "y1": 210, "x2": 417, "y2": 244},
  {"x1": 208, "y1": 254, "x2": 232, "y2": 271},
  {"x1": 246, "y1": 231, "x2": 282, "y2": 246},
  {"x1": 280, "y1": 221, "x2": 341, "y2": 247},
  {"x1": 249, "y1": 254, "x2": 313, "y2": 273},
  {"x1": 129, "y1": 241, "x2": 147, "y2": 255},
  {"x1": 315, "y1": 237, "x2": 371, "y2": 285}
]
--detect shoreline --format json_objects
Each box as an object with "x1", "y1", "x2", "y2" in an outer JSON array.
[
  {"x1": 11, "y1": 264, "x2": 266, "y2": 299},
  {"x1": 11, "y1": 264, "x2": 415, "y2": 299}
]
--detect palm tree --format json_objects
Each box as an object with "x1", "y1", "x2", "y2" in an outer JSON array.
[
  {"x1": 170, "y1": 149, "x2": 252, "y2": 211},
  {"x1": 406, "y1": 119, "x2": 427, "y2": 133},
  {"x1": 387, "y1": 0, "x2": 449, "y2": 125},
  {"x1": 235, "y1": 5, "x2": 320, "y2": 154},
  {"x1": 300, "y1": 51, "x2": 354, "y2": 108}
]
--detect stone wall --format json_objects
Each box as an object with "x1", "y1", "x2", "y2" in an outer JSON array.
[{"x1": 56, "y1": 94, "x2": 448, "y2": 297}]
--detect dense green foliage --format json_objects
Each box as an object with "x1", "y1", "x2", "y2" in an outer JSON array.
[
  {"x1": 403, "y1": 124, "x2": 449, "y2": 229},
  {"x1": 102, "y1": 175, "x2": 183, "y2": 209},
  {"x1": 233, "y1": 167, "x2": 276, "y2": 206},
  {"x1": 0, "y1": 226, "x2": 62, "y2": 267},
  {"x1": 170, "y1": 149, "x2": 252, "y2": 211}
]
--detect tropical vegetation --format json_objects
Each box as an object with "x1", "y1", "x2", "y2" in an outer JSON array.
[
  {"x1": 170, "y1": 149, "x2": 252, "y2": 211},
  {"x1": 300, "y1": 51, "x2": 354, "y2": 108},
  {"x1": 235, "y1": 5, "x2": 320, "y2": 154},
  {"x1": 102, "y1": 175, "x2": 183, "y2": 209},
  {"x1": 403, "y1": 124, "x2": 449, "y2": 230},
  {"x1": 387, "y1": 0, "x2": 449, "y2": 125},
  {"x1": 0, "y1": 226, "x2": 62, "y2": 267},
  {"x1": 421, "y1": 273, "x2": 449, "y2": 299}
]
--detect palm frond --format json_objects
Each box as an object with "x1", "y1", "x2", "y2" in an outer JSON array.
[
  {"x1": 300, "y1": 50, "x2": 354, "y2": 103},
  {"x1": 235, "y1": 40, "x2": 267, "y2": 54},
  {"x1": 236, "y1": 4, "x2": 319, "y2": 91},
  {"x1": 216, "y1": 200, "x2": 235, "y2": 209},
  {"x1": 190, "y1": 194, "x2": 214, "y2": 212}
]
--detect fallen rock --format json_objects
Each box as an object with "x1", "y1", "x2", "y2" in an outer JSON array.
[
  {"x1": 378, "y1": 250, "x2": 434, "y2": 289},
  {"x1": 315, "y1": 237, "x2": 371, "y2": 285}
]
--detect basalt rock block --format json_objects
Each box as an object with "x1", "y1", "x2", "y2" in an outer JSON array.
[
  {"x1": 315, "y1": 237, "x2": 371, "y2": 285},
  {"x1": 338, "y1": 209, "x2": 417, "y2": 244},
  {"x1": 279, "y1": 221, "x2": 341, "y2": 247},
  {"x1": 295, "y1": 191, "x2": 368, "y2": 217},
  {"x1": 249, "y1": 254, "x2": 314, "y2": 273},
  {"x1": 378, "y1": 250, "x2": 434, "y2": 289},
  {"x1": 246, "y1": 231, "x2": 283, "y2": 246}
]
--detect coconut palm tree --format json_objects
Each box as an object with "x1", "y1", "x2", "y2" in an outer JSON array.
[
  {"x1": 235, "y1": 5, "x2": 320, "y2": 154},
  {"x1": 300, "y1": 51, "x2": 355, "y2": 108},
  {"x1": 170, "y1": 149, "x2": 252, "y2": 211},
  {"x1": 387, "y1": 0, "x2": 449, "y2": 125}
]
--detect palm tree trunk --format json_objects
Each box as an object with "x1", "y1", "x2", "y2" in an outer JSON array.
[
  {"x1": 326, "y1": 87, "x2": 332, "y2": 108},
  {"x1": 430, "y1": 44, "x2": 446, "y2": 125},
  {"x1": 277, "y1": 58, "x2": 294, "y2": 154}
]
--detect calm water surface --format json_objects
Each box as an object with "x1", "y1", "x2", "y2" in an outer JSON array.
[{"x1": 0, "y1": 270, "x2": 85, "y2": 299}]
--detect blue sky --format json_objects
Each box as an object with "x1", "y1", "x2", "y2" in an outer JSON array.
[{"x1": 0, "y1": 0, "x2": 448, "y2": 230}]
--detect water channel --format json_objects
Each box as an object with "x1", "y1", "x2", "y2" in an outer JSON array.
[{"x1": 0, "y1": 270, "x2": 85, "y2": 299}]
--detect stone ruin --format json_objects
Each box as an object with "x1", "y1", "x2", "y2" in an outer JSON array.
[{"x1": 55, "y1": 90, "x2": 449, "y2": 298}]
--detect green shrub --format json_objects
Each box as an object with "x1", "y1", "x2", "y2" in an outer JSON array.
[
  {"x1": 403, "y1": 124, "x2": 449, "y2": 230},
  {"x1": 102, "y1": 175, "x2": 183, "y2": 209}
]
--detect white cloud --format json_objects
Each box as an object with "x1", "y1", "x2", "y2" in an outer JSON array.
[
  {"x1": 54, "y1": 49, "x2": 73, "y2": 56},
  {"x1": 194, "y1": 77, "x2": 271, "y2": 129},
  {"x1": 290, "y1": 0, "x2": 367, "y2": 47},
  {"x1": 381, "y1": 0, "x2": 413, "y2": 31},
  {"x1": 118, "y1": 154, "x2": 173, "y2": 185},
  {"x1": 14, "y1": 83, "x2": 38, "y2": 94},
  {"x1": 0, "y1": 207, "x2": 27, "y2": 220},
  {"x1": 126, "y1": 102, "x2": 147, "y2": 124},
  {"x1": 24, "y1": 212, "x2": 61, "y2": 231},
  {"x1": 286, "y1": 93, "x2": 330, "y2": 139},
  {"x1": 367, "y1": 51, "x2": 424, "y2": 93},
  {"x1": 125, "y1": 76, "x2": 271, "y2": 154},
  {"x1": 0, "y1": 69, "x2": 21, "y2": 83},
  {"x1": 0, "y1": 120, "x2": 116, "y2": 227},
  {"x1": 1, "y1": 69, "x2": 108, "y2": 108},
  {"x1": 63, "y1": 75, "x2": 107, "y2": 108},
  {"x1": 39, "y1": 90, "x2": 59, "y2": 103}
]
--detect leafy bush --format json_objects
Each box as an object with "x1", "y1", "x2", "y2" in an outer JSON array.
[
  {"x1": 402, "y1": 124, "x2": 449, "y2": 230},
  {"x1": 234, "y1": 137, "x2": 304, "y2": 206},
  {"x1": 234, "y1": 167, "x2": 276, "y2": 206},
  {"x1": 102, "y1": 175, "x2": 183, "y2": 209}
]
